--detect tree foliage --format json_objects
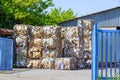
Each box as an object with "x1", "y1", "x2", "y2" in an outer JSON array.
[
  {"x1": 0, "y1": 0, "x2": 77, "y2": 29},
  {"x1": 46, "y1": 8, "x2": 77, "y2": 25},
  {"x1": 0, "y1": 0, "x2": 53, "y2": 29}
]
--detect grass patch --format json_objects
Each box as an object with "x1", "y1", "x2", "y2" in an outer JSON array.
[{"x1": 97, "y1": 74, "x2": 120, "y2": 80}]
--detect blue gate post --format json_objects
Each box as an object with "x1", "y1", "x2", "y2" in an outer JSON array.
[{"x1": 92, "y1": 23, "x2": 98, "y2": 80}]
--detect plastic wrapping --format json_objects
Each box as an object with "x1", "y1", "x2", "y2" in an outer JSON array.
[
  {"x1": 55, "y1": 57, "x2": 76, "y2": 70},
  {"x1": 41, "y1": 58, "x2": 55, "y2": 69}
]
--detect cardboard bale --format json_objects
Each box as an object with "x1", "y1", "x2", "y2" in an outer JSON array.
[
  {"x1": 62, "y1": 38, "x2": 80, "y2": 48},
  {"x1": 78, "y1": 19, "x2": 93, "y2": 52},
  {"x1": 29, "y1": 26, "x2": 43, "y2": 38},
  {"x1": 77, "y1": 20, "x2": 93, "y2": 68},
  {"x1": 84, "y1": 41, "x2": 91, "y2": 51},
  {"x1": 29, "y1": 38, "x2": 43, "y2": 48},
  {"x1": 64, "y1": 48, "x2": 83, "y2": 59},
  {"x1": 16, "y1": 47, "x2": 27, "y2": 67},
  {"x1": 79, "y1": 27, "x2": 84, "y2": 55},
  {"x1": 77, "y1": 58, "x2": 91, "y2": 69},
  {"x1": 40, "y1": 58, "x2": 55, "y2": 69},
  {"x1": 15, "y1": 36, "x2": 28, "y2": 47},
  {"x1": 43, "y1": 26, "x2": 61, "y2": 38},
  {"x1": 42, "y1": 48, "x2": 62, "y2": 58},
  {"x1": 14, "y1": 24, "x2": 29, "y2": 36},
  {"x1": 61, "y1": 26, "x2": 84, "y2": 49},
  {"x1": 27, "y1": 59, "x2": 41, "y2": 68},
  {"x1": 28, "y1": 47, "x2": 42, "y2": 59},
  {"x1": 61, "y1": 27, "x2": 79, "y2": 39},
  {"x1": 28, "y1": 51, "x2": 41, "y2": 59},
  {"x1": 42, "y1": 38, "x2": 62, "y2": 48},
  {"x1": 55, "y1": 57, "x2": 76, "y2": 70}
]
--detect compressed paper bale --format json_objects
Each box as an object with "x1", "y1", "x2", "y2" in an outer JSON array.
[
  {"x1": 84, "y1": 41, "x2": 91, "y2": 51},
  {"x1": 42, "y1": 48, "x2": 62, "y2": 58},
  {"x1": 43, "y1": 26, "x2": 61, "y2": 38},
  {"x1": 78, "y1": 19, "x2": 93, "y2": 56},
  {"x1": 62, "y1": 38, "x2": 80, "y2": 48},
  {"x1": 16, "y1": 52, "x2": 27, "y2": 67},
  {"x1": 42, "y1": 38, "x2": 62, "y2": 48},
  {"x1": 27, "y1": 59, "x2": 41, "y2": 68},
  {"x1": 16, "y1": 56, "x2": 27, "y2": 67},
  {"x1": 77, "y1": 59, "x2": 84, "y2": 69},
  {"x1": 28, "y1": 46, "x2": 42, "y2": 52},
  {"x1": 28, "y1": 51, "x2": 41, "y2": 59},
  {"x1": 15, "y1": 36, "x2": 27, "y2": 47},
  {"x1": 79, "y1": 27, "x2": 84, "y2": 57},
  {"x1": 16, "y1": 47, "x2": 27, "y2": 56},
  {"x1": 78, "y1": 19, "x2": 94, "y2": 30},
  {"x1": 61, "y1": 27, "x2": 80, "y2": 39},
  {"x1": 64, "y1": 48, "x2": 83, "y2": 59},
  {"x1": 83, "y1": 51, "x2": 91, "y2": 59},
  {"x1": 29, "y1": 38, "x2": 43, "y2": 48},
  {"x1": 77, "y1": 50, "x2": 91, "y2": 69},
  {"x1": 14, "y1": 24, "x2": 29, "y2": 36},
  {"x1": 40, "y1": 58, "x2": 55, "y2": 69},
  {"x1": 28, "y1": 47, "x2": 42, "y2": 59},
  {"x1": 16, "y1": 46, "x2": 28, "y2": 67},
  {"x1": 55, "y1": 57, "x2": 76, "y2": 70},
  {"x1": 84, "y1": 40, "x2": 92, "y2": 51},
  {"x1": 29, "y1": 26, "x2": 43, "y2": 38}
]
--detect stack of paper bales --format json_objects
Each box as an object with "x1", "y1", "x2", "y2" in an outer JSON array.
[{"x1": 14, "y1": 25, "x2": 29, "y2": 67}]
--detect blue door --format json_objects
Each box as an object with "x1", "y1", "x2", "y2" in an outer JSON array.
[
  {"x1": 0, "y1": 37, "x2": 13, "y2": 70},
  {"x1": 92, "y1": 24, "x2": 120, "y2": 80}
]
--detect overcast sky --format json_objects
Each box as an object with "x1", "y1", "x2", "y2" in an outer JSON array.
[{"x1": 53, "y1": 0, "x2": 120, "y2": 17}]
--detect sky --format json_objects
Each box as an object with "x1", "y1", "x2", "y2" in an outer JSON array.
[{"x1": 53, "y1": 0, "x2": 120, "y2": 17}]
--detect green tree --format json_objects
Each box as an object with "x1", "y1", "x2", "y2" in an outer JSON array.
[
  {"x1": 46, "y1": 8, "x2": 77, "y2": 25},
  {"x1": 0, "y1": 0, "x2": 53, "y2": 29},
  {"x1": 0, "y1": 0, "x2": 76, "y2": 29}
]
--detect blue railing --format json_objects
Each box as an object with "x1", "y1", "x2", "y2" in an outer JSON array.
[{"x1": 92, "y1": 24, "x2": 120, "y2": 80}]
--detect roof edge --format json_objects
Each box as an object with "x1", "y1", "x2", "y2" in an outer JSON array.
[{"x1": 59, "y1": 6, "x2": 120, "y2": 24}]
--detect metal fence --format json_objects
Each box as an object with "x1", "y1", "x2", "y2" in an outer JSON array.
[
  {"x1": 0, "y1": 37, "x2": 13, "y2": 70},
  {"x1": 92, "y1": 24, "x2": 120, "y2": 80}
]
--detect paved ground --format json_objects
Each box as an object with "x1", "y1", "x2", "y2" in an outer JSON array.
[{"x1": 0, "y1": 69, "x2": 91, "y2": 80}]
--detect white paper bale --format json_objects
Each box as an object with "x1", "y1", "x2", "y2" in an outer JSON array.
[
  {"x1": 14, "y1": 24, "x2": 29, "y2": 36},
  {"x1": 55, "y1": 57, "x2": 76, "y2": 70}
]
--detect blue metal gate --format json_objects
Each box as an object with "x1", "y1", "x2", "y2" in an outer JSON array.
[
  {"x1": 0, "y1": 37, "x2": 13, "y2": 70},
  {"x1": 92, "y1": 24, "x2": 120, "y2": 80}
]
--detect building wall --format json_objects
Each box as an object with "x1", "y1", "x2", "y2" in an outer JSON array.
[
  {"x1": 59, "y1": 19, "x2": 78, "y2": 27},
  {"x1": 59, "y1": 7, "x2": 120, "y2": 27}
]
